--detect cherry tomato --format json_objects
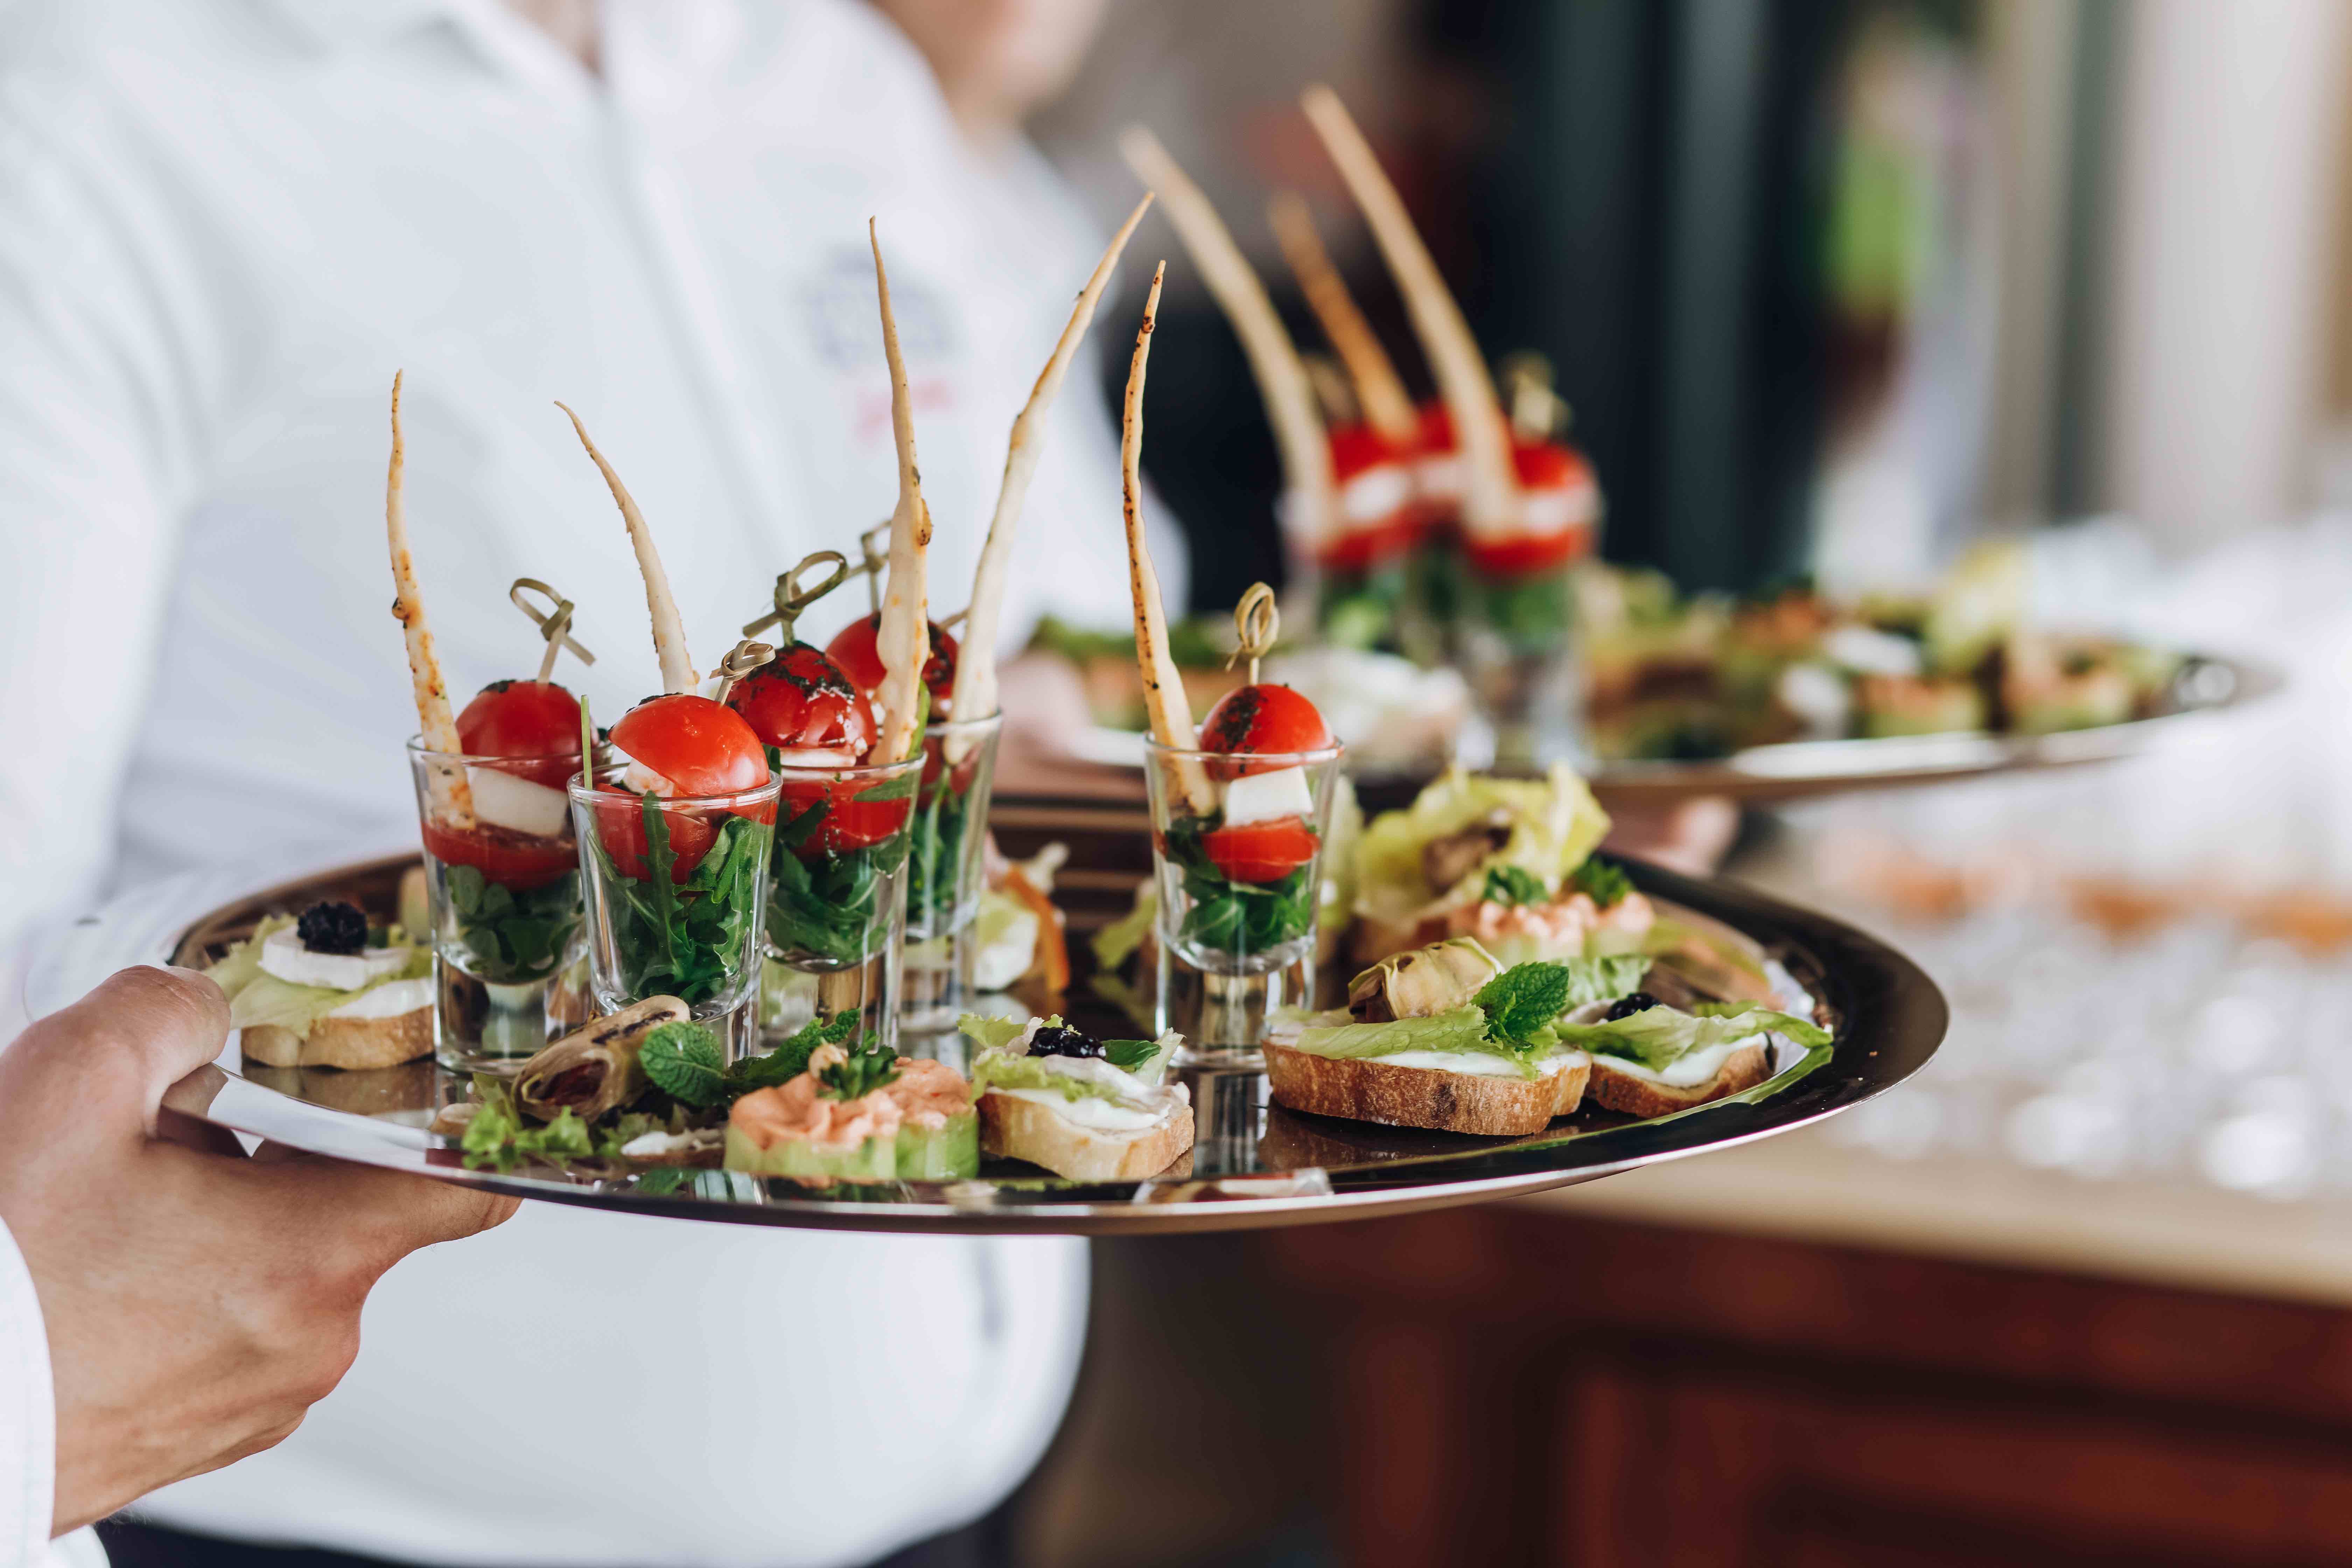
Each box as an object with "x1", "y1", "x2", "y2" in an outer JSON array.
[
  {"x1": 1198, "y1": 684, "x2": 1332, "y2": 777},
  {"x1": 420, "y1": 819, "x2": 576, "y2": 891},
  {"x1": 824, "y1": 613, "x2": 960, "y2": 710},
  {"x1": 1462, "y1": 531, "x2": 1582, "y2": 580},
  {"x1": 612, "y1": 693, "x2": 771, "y2": 796},
  {"x1": 1513, "y1": 436, "x2": 1594, "y2": 493},
  {"x1": 1314, "y1": 514, "x2": 1426, "y2": 574},
  {"x1": 1327, "y1": 422, "x2": 1414, "y2": 482},
  {"x1": 726, "y1": 644, "x2": 876, "y2": 761},
  {"x1": 777, "y1": 774, "x2": 913, "y2": 858},
  {"x1": 455, "y1": 680, "x2": 581, "y2": 788},
  {"x1": 1200, "y1": 816, "x2": 1318, "y2": 884}
]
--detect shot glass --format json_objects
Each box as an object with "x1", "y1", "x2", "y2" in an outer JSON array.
[
  {"x1": 758, "y1": 753, "x2": 923, "y2": 1052},
  {"x1": 1455, "y1": 553, "x2": 1589, "y2": 770},
  {"x1": 898, "y1": 713, "x2": 1005, "y2": 1035},
  {"x1": 569, "y1": 772, "x2": 782, "y2": 1060},
  {"x1": 1143, "y1": 737, "x2": 1345, "y2": 1066},
  {"x1": 409, "y1": 740, "x2": 592, "y2": 1072}
]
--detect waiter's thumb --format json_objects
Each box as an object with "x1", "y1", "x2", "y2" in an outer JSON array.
[{"x1": 1, "y1": 966, "x2": 231, "y2": 1146}]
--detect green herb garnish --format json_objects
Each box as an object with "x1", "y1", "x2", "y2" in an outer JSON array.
[
  {"x1": 1472, "y1": 962, "x2": 1575, "y2": 1051},
  {"x1": 1480, "y1": 864, "x2": 1547, "y2": 906},
  {"x1": 458, "y1": 1079, "x2": 596, "y2": 1171},
  {"x1": 815, "y1": 1033, "x2": 901, "y2": 1101},
  {"x1": 1102, "y1": 1037, "x2": 1161, "y2": 1073},
  {"x1": 439, "y1": 864, "x2": 582, "y2": 984},
  {"x1": 765, "y1": 792, "x2": 910, "y2": 966},
  {"x1": 1572, "y1": 857, "x2": 1633, "y2": 909},
  {"x1": 727, "y1": 1010, "x2": 859, "y2": 1096},
  {"x1": 639, "y1": 1020, "x2": 725, "y2": 1107}
]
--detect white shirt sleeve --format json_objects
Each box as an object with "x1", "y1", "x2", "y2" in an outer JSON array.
[
  {"x1": 0, "y1": 89, "x2": 197, "y2": 950},
  {"x1": 0, "y1": 1214, "x2": 55, "y2": 1567}
]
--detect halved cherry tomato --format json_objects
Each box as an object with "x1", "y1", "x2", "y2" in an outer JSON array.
[
  {"x1": 777, "y1": 774, "x2": 913, "y2": 858},
  {"x1": 421, "y1": 819, "x2": 577, "y2": 890},
  {"x1": 593, "y1": 796, "x2": 720, "y2": 882},
  {"x1": 456, "y1": 679, "x2": 581, "y2": 788},
  {"x1": 824, "y1": 613, "x2": 959, "y2": 711},
  {"x1": 1200, "y1": 815, "x2": 1318, "y2": 884},
  {"x1": 1198, "y1": 684, "x2": 1332, "y2": 778},
  {"x1": 1513, "y1": 436, "x2": 1592, "y2": 493},
  {"x1": 612, "y1": 694, "x2": 771, "y2": 796},
  {"x1": 726, "y1": 644, "x2": 875, "y2": 760}
]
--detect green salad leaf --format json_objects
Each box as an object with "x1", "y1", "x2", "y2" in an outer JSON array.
[
  {"x1": 1164, "y1": 816, "x2": 1317, "y2": 959},
  {"x1": 1472, "y1": 963, "x2": 1574, "y2": 1049},
  {"x1": 957, "y1": 1014, "x2": 1032, "y2": 1053},
  {"x1": 1102, "y1": 1037, "x2": 1162, "y2": 1073},
  {"x1": 969, "y1": 1053, "x2": 1160, "y2": 1106},
  {"x1": 1091, "y1": 885, "x2": 1157, "y2": 972},
  {"x1": 1480, "y1": 864, "x2": 1547, "y2": 906},
  {"x1": 205, "y1": 914, "x2": 294, "y2": 999},
  {"x1": 459, "y1": 1080, "x2": 595, "y2": 1171},
  {"x1": 1554, "y1": 1004, "x2": 1830, "y2": 1071},
  {"x1": 639, "y1": 1020, "x2": 725, "y2": 1107},
  {"x1": 1354, "y1": 765, "x2": 1611, "y2": 923},
  {"x1": 442, "y1": 863, "x2": 582, "y2": 985},
  {"x1": 766, "y1": 790, "x2": 909, "y2": 967},
  {"x1": 223, "y1": 943, "x2": 431, "y2": 1038},
  {"x1": 1286, "y1": 1007, "x2": 1497, "y2": 1064},
  {"x1": 590, "y1": 800, "x2": 769, "y2": 1007},
  {"x1": 1556, "y1": 954, "x2": 1654, "y2": 1011}
]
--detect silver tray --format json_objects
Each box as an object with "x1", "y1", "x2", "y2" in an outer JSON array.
[{"x1": 38, "y1": 851, "x2": 1945, "y2": 1236}]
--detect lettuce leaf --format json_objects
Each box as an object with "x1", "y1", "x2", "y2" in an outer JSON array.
[
  {"x1": 970, "y1": 1052, "x2": 1158, "y2": 1106},
  {"x1": 204, "y1": 914, "x2": 296, "y2": 1001},
  {"x1": 958, "y1": 1014, "x2": 1032, "y2": 1053},
  {"x1": 1287, "y1": 1007, "x2": 1492, "y2": 1062},
  {"x1": 1554, "y1": 1004, "x2": 1830, "y2": 1071},
  {"x1": 1353, "y1": 765, "x2": 1611, "y2": 924},
  {"x1": 1091, "y1": 883, "x2": 1157, "y2": 973}
]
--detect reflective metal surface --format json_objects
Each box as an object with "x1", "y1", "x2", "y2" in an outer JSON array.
[{"x1": 45, "y1": 849, "x2": 1945, "y2": 1235}]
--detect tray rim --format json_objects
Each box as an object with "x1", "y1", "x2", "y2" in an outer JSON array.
[{"x1": 120, "y1": 844, "x2": 1949, "y2": 1236}]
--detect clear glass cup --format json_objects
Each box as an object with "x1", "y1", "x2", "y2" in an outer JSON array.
[
  {"x1": 758, "y1": 753, "x2": 923, "y2": 1052},
  {"x1": 408, "y1": 740, "x2": 592, "y2": 1072},
  {"x1": 1142, "y1": 737, "x2": 1345, "y2": 1064},
  {"x1": 568, "y1": 772, "x2": 783, "y2": 1060},
  {"x1": 1455, "y1": 555, "x2": 1589, "y2": 769},
  {"x1": 898, "y1": 712, "x2": 1005, "y2": 1035}
]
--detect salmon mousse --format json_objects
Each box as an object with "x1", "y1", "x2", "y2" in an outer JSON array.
[{"x1": 725, "y1": 1040, "x2": 978, "y2": 1182}]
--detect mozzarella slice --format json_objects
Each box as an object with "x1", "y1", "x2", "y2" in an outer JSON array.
[
  {"x1": 466, "y1": 766, "x2": 571, "y2": 838},
  {"x1": 1221, "y1": 765, "x2": 1313, "y2": 827},
  {"x1": 1822, "y1": 623, "x2": 1924, "y2": 678},
  {"x1": 327, "y1": 977, "x2": 434, "y2": 1019},
  {"x1": 767, "y1": 747, "x2": 861, "y2": 770},
  {"x1": 259, "y1": 927, "x2": 412, "y2": 992}
]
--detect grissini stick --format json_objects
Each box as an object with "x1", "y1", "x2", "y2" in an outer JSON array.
[
  {"x1": 1121, "y1": 262, "x2": 1213, "y2": 818},
  {"x1": 1267, "y1": 192, "x2": 1417, "y2": 443},
  {"x1": 556, "y1": 401, "x2": 697, "y2": 695},
  {"x1": 385, "y1": 370, "x2": 474, "y2": 825},
  {"x1": 869, "y1": 217, "x2": 932, "y2": 764},
  {"x1": 1299, "y1": 84, "x2": 1518, "y2": 535},
  {"x1": 947, "y1": 191, "x2": 1155, "y2": 744},
  {"x1": 1117, "y1": 126, "x2": 1336, "y2": 554}
]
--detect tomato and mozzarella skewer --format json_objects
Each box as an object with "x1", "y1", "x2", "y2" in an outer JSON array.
[
  {"x1": 559, "y1": 402, "x2": 773, "y2": 879},
  {"x1": 1194, "y1": 589, "x2": 1333, "y2": 886}
]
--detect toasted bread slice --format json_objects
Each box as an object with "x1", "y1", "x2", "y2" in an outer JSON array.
[
  {"x1": 243, "y1": 1008, "x2": 432, "y2": 1071},
  {"x1": 1585, "y1": 1042, "x2": 1770, "y2": 1118},
  {"x1": 978, "y1": 1092, "x2": 1196, "y2": 1182},
  {"x1": 1262, "y1": 1042, "x2": 1589, "y2": 1136}
]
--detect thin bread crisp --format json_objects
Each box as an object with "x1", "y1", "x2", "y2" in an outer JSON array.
[
  {"x1": 950, "y1": 193, "x2": 1154, "y2": 744},
  {"x1": 1267, "y1": 192, "x2": 1417, "y2": 441},
  {"x1": 558, "y1": 402, "x2": 696, "y2": 695},
  {"x1": 386, "y1": 371, "x2": 472, "y2": 824},
  {"x1": 868, "y1": 219, "x2": 933, "y2": 764}
]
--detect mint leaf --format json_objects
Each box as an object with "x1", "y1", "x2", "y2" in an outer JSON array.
[
  {"x1": 1103, "y1": 1038, "x2": 1159, "y2": 1072},
  {"x1": 640, "y1": 1020, "x2": 725, "y2": 1107},
  {"x1": 1480, "y1": 864, "x2": 1546, "y2": 906},
  {"x1": 1473, "y1": 962, "x2": 1575, "y2": 1051},
  {"x1": 1571, "y1": 857, "x2": 1632, "y2": 908}
]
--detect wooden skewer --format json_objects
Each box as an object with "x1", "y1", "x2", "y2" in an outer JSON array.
[
  {"x1": 556, "y1": 402, "x2": 697, "y2": 695},
  {"x1": 385, "y1": 371, "x2": 473, "y2": 825},
  {"x1": 868, "y1": 219, "x2": 932, "y2": 765},
  {"x1": 1226, "y1": 582, "x2": 1280, "y2": 688},
  {"x1": 1299, "y1": 85, "x2": 1519, "y2": 534},
  {"x1": 1121, "y1": 262, "x2": 1213, "y2": 818},
  {"x1": 1118, "y1": 127, "x2": 1336, "y2": 552},
  {"x1": 1267, "y1": 192, "x2": 1417, "y2": 443},
  {"x1": 509, "y1": 578, "x2": 596, "y2": 686},
  {"x1": 709, "y1": 639, "x2": 776, "y2": 706},
  {"x1": 948, "y1": 191, "x2": 1155, "y2": 742}
]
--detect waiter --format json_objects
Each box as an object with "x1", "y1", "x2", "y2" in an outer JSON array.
[{"x1": 0, "y1": 1, "x2": 1157, "y2": 1564}]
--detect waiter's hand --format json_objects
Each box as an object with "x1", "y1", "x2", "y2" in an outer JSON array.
[{"x1": 0, "y1": 967, "x2": 517, "y2": 1534}]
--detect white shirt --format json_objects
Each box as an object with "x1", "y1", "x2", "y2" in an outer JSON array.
[
  {"x1": 0, "y1": 1219, "x2": 103, "y2": 1568},
  {"x1": 0, "y1": 2, "x2": 1120, "y2": 1562}
]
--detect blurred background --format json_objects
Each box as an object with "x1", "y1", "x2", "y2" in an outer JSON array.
[{"x1": 998, "y1": 1, "x2": 2352, "y2": 1563}]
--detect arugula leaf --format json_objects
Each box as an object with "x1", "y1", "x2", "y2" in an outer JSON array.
[
  {"x1": 1473, "y1": 962, "x2": 1575, "y2": 1050},
  {"x1": 815, "y1": 1032, "x2": 901, "y2": 1101},
  {"x1": 727, "y1": 1011, "x2": 859, "y2": 1096},
  {"x1": 1163, "y1": 816, "x2": 1317, "y2": 960},
  {"x1": 639, "y1": 1020, "x2": 725, "y2": 1107},
  {"x1": 442, "y1": 863, "x2": 583, "y2": 984},
  {"x1": 635, "y1": 1168, "x2": 694, "y2": 1196},
  {"x1": 1572, "y1": 857, "x2": 1633, "y2": 909},
  {"x1": 1480, "y1": 864, "x2": 1547, "y2": 906},
  {"x1": 590, "y1": 812, "x2": 769, "y2": 1007}
]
